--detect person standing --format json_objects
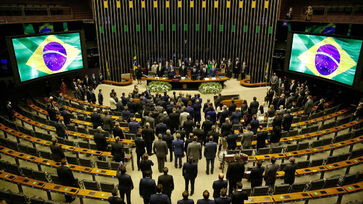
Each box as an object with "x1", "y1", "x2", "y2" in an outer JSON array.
[
  {"x1": 91, "y1": 108, "x2": 103, "y2": 129},
  {"x1": 241, "y1": 125, "x2": 253, "y2": 149},
  {"x1": 264, "y1": 157, "x2": 280, "y2": 188},
  {"x1": 256, "y1": 127, "x2": 268, "y2": 151},
  {"x1": 163, "y1": 130, "x2": 174, "y2": 162},
  {"x1": 98, "y1": 89, "x2": 104, "y2": 106},
  {"x1": 117, "y1": 165, "x2": 133, "y2": 204},
  {"x1": 153, "y1": 134, "x2": 168, "y2": 173},
  {"x1": 57, "y1": 159, "x2": 77, "y2": 202},
  {"x1": 158, "y1": 167, "x2": 174, "y2": 199},
  {"x1": 139, "y1": 171, "x2": 157, "y2": 204},
  {"x1": 94, "y1": 126, "x2": 108, "y2": 151},
  {"x1": 183, "y1": 156, "x2": 198, "y2": 196},
  {"x1": 111, "y1": 137, "x2": 125, "y2": 163},
  {"x1": 214, "y1": 188, "x2": 231, "y2": 204},
  {"x1": 283, "y1": 158, "x2": 297, "y2": 185},
  {"x1": 177, "y1": 191, "x2": 194, "y2": 204},
  {"x1": 249, "y1": 97, "x2": 259, "y2": 115},
  {"x1": 196, "y1": 190, "x2": 214, "y2": 204},
  {"x1": 50, "y1": 138, "x2": 65, "y2": 162},
  {"x1": 55, "y1": 118, "x2": 67, "y2": 139},
  {"x1": 149, "y1": 184, "x2": 171, "y2": 204},
  {"x1": 140, "y1": 154, "x2": 154, "y2": 178},
  {"x1": 282, "y1": 110, "x2": 293, "y2": 131},
  {"x1": 212, "y1": 173, "x2": 228, "y2": 199},
  {"x1": 108, "y1": 189, "x2": 125, "y2": 204},
  {"x1": 304, "y1": 95, "x2": 314, "y2": 115},
  {"x1": 204, "y1": 136, "x2": 217, "y2": 175},
  {"x1": 231, "y1": 182, "x2": 248, "y2": 204},
  {"x1": 173, "y1": 133, "x2": 185, "y2": 168},
  {"x1": 226, "y1": 154, "x2": 245, "y2": 195},
  {"x1": 113, "y1": 122, "x2": 125, "y2": 139},
  {"x1": 249, "y1": 161, "x2": 265, "y2": 188},
  {"x1": 187, "y1": 136, "x2": 202, "y2": 164},
  {"x1": 102, "y1": 111, "x2": 113, "y2": 132},
  {"x1": 135, "y1": 134, "x2": 146, "y2": 170},
  {"x1": 6, "y1": 101, "x2": 14, "y2": 120},
  {"x1": 142, "y1": 123, "x2": 155, "y2": 155}
]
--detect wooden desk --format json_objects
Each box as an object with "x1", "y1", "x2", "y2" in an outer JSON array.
[
  {"x1": 77, "y1": 189, "x2": 112, "y2": 200},
  {"x1": 272, "y1": 192, "x2": 311, "y2": 203},
  {"x1": 245, "y1": 195, "x2": 274, "y2": 203},
  {"x1": 43, "y1": 183, "x2": 79, "y2": 195},
  {"x1": 296, "y1": 166, "x2": 328, "y2": 176},
  {"x1": 145, "y1": 76, "x2": 230, "y2": 90},
  {"x1": 13, "y1": 177, "x2": 46, "y2": 189},
  {"x1": 343, "y1": 181, "x2": 363, "y2": 193},
  {"x1": 308, "y1": 186, "x2": 346, "y2": 198},
  {"x1": 64, "y1": 94, "x2": 109, "y2": 109},
  {"x1": 0, "y1": 170, "x2": 17, "y2": 182},
  {"x1": 90, "y1": 168, "x2": 116, "y2": 177}
]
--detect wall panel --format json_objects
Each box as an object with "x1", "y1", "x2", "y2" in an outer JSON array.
[{"x1": 93, "y1": 0, "x2": 279, "y2": 82}]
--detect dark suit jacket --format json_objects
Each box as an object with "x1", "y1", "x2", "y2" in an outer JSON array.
[
  {"x1": 249, "y1": 166, "x2": 265, "y2": 187},
  {"x1": 196, "y1": 199, "x2": 214, "y2": 204},
  {"x1": 55, "y1": 122, "x2": 66, "y2": 138},
  {"x1": 150, "y1": 193, "x2": 171, "y2": 204},
  {"x1": 226, "y1": 162, "x2": 245, "y2": 182},
  {"x1": 215, "y1": 197, "x2": 231, "y2": 204},
  {"x1": 231, "y1": 190, "x2": 248, "y2": 204},
  {"x1": 221, "y1": 122, "x2": 232, "y2": 137},
  {"x1": 153, "y1": 139, "x2": 168, "y2": 158},
  {"x1": 226, "y1": 134, "x2": 238, "y2": 150},
  {"x1": 204, "y1": 141, "x2": 217, "y2": 159},
  {"x1": 135, "y1": 137, "x2": 146, "y2": 155},
  {"x1": 111, "y1": 142, "x2": 124, "y2": 161},
  {"x1": 249, "y1": 101, "x2": 259, "y2": 114},
  {"x1": 60, "y1": 110, "x2": 71, "y2": 125},
  {"x1": 283, "y1": 163, "x2": 297, "y2": 184},
  {"x1": 117, "y1": 173, "x2": 134, "y2": 191},
  {"x1": 91, "y1": 112, "x2": 103, "y2": 128},
  {"x1": 113, "y1": 126, "x2": 125, "y2": 139},
  {"x1": 108, "y1": 196, "x2": 125, "y2": 204},
  {"x1": 139, "y1": 177, "x2": 156, "y2": 199},
  {"x1": 213, "y1": 179, "x2": 228, "y2": 198},
  {"x1": 50, "y1": 144, "x2": 65, "y2": 162},
  {"x1": 256, "y1": 131, "x2": 268, "y2": 149},
  {"x1": 282, "y1": 114, "x2": 293, "y2": 131},
  {"x1": 172, "y1": 139, "x2": 184, "y2": 156},
  {"x1": 57, "y1": 165, "x2": 77, "y2": 186},
  {"x1": 177, "y1": 199, "x2": 195, "y2": 204},
  {"x1": 158, "y1": 174, "x2": 174, "y2": 195},
  {"x1": 94, "y1": 132, "x2": 108, "y2": 150},
  {"x1": 183, "y1": 162, "x2": 198, "y2": 179},
  {"x1": 142, "y1": 128, "x2": 155, "y2": 144},
  {"x1": 169, "y1": 112, "x2": 180, "y2": 128}
]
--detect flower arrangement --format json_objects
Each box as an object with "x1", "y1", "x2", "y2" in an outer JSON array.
[
  {"x1": 198, "y1": 82, "x2": 222, "y2": 94},
  {"x1": 148, "y1": 81, "x2": 172, "y2": 93}
]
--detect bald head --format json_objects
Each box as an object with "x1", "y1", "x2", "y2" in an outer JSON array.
[{"x1": 218, "y1": 173, "x2": 224, "y2": 180}]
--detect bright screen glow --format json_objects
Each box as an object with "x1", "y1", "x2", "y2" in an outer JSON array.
[
  {"x1": 288, "y1": 33, "x2": 362, "y2": 86},
  {"x1": 12, "y1": 32, "x2": 84, "y2": 82}
]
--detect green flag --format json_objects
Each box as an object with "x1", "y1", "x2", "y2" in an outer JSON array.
[
  {"x1": 63, "y1": 22, "x2": 68, "y2": 32},
  {"x1": 23, "y1": 24, "x2": 35, "y2": 34}
]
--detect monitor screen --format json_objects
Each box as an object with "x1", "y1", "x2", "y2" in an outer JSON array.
[
  {"x1": 11, "y1": 32, "x2": 84, "y2": 82},
  {"x1": 288, "y1": 33, "x2": 362, "y2": 86}
]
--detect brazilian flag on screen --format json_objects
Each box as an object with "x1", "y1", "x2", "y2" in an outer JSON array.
[
  {"x1": 288, "y1": 33, "x2": 362, "y2": 86},
  {"x1": 12, "y1": 33, "x2": 84, "y2": 82},
  {"x1": 305, "y1": 23, "x2": 336, "y2": 34},
  {"x1": 39, "y1": 23, "x2": 54, "y2": 33}
]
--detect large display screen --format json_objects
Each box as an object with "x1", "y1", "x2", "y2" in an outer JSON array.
[
  {"x1": 288, "y1": 33, "x2": 362, "y2": 86},
  {"x1": 11, "y1": 32, "x2": 84, "y2": 82}
]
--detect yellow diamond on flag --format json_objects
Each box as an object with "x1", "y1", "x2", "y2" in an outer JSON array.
[
  {"x1": 298, "y1": 37, "x2": 356, "y2": 80},
  {"x1": 26, "y1": 35, "x2": 80, "y2": 75}
]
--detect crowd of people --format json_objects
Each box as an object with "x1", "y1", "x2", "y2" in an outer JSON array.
[
  {"x1": 41, "y1": 73, "x2": 352, "y2": 204},
  {"x1": 139, "y1": 57, "x2": 248, "y2": 80}
]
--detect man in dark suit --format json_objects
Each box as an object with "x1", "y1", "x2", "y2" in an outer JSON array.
[
  {"x1": 250, "y1": 114, "x2": 259, "y2": 135},
  {"x1": 196, "y1": 190, "x2": 214, "y2": 204},
  {"x1": 221, "y1": 118, "x2": 232, "y2": 137},
  {"x1": 230, "y1": 108, "x2": 242, "y2": 125},
  {"x1": 46, "y1": 102, "x2": 58, "y2": 121},
  {"x1": 156, "y1": 121, "x2": 167, "y2": 136},
  {"x1": 139, "y1": 170, "x2": 156, "y2": 204},
  {"x1": 94, "y1": 127, "x2": 108, "y2": 151},
  {"x1": 163, "y1": 129, "x2": 174, "y2": 162},
  {"x1": 98, "y1": 89, "x2": 104, "y2": 105},
  {"x1": 183, "y1": 117, "x2": 195, "y2": 135},
  {"x1": 214, "y1": 188, "x2": 231, "y2": 204},
  {"x1": 117, "y1": 165, "x2": 133, "y2": 204},
  {"x1": 111, "y1": 137, "x2": 125, "y2": 163},
  {"x1": 57, "y1": 159, "x2": 77, "y2": 202},
  {"x1": 177, "y1": 191, "x2": 194, "y2": 204},
  {"x1": 169, "y1": 108, "x2": 180, "y2": 132},
  {"x1": 283, "y1": 158, "x2": 297, "y2": 185},
  {"x1": 102, "y1": 111, "x2": 113, "y2": 131},
  {"x1": 202, "y1": 116, "x2": 213, "y2": 137},
  {"x1": 249, "y1": 161, "x2": 265, "y2": 188},
  {"x1": 264, "y1": 157, "x2": 280, "y2": 188},
  {"x1": 50, "y1": 138, "x2": 65, "y2": 162},
  {"x1": 304, "y1": 95, "x2": 314, "y2": 115},
  {"x1": 282, "y1": 110, "x2": 293, "y2": 131},
  {"x1": 142, "y1": 123, "x2": 155, "y2": 155},
  {"x1": 173, "y1": 133, "x2": 184, "y2": 168},
  {"x1": 91, "y1": 108, "x2": 103, "y2": 129},
  {"x1": 150, "y1": 184, "x2": 171, "y2": 204},
  {"x1": 128, "y1": 118, "x2": 140, "y2": 135},
  {"x1": 158, "y1": 167, "x2": 174, "y2": 199},
  {"x1": 108, "y1": 189, "x2": 125, "y2": 204},
  {"x1": 153, "y1": 134, "x2": 168, "y2": 173},
  {"x1": 135, "y1": 134, "x2": 146, "y2": 170},
  {"x1": 60, "y1": 108, "x2": 71, "y2": 125},
  {"x1": 226, "y1": 133, "x2": 238, "y2": 150},
  {"x1": 204, "y1": 136, "x2": 217, "y2": 175},
  {"x1": 272, "y1": 111, "x2": 283, "y2": 128},
  {"x1": 231, "y1": 182, "x2": 248, "y2": 204},
  {"x1": 55, "y1": 118, "x2": 67, "y2": 139},
  {"x1": 183, "y1": 156, "x2": 198, "y2": 195},
  {"x1": 226, "y1": 154, "x2": 245, "y2": 195},
  {"x1": 122, "y1": 106, "x2": 131, "y2": 121},
  {"x1": 249, "y1": 97, "x2": 259, "y2": 115},
  {"x1": 212, "y1": 173, "x2": 228, "y2": 199},
  {"x1": 256, "y1": 128, "x2": 268, "y2": 151},
  {"x1": 113, "y1": 122, "x2": 125, "y2": 139}
]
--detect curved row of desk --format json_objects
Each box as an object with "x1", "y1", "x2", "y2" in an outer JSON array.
[{"x1": 0, "y1": 167, "x2": 362, "y2": 203}]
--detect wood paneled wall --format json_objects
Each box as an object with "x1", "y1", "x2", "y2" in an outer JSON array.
[{"x1": 93, "y1": 0, "x2": 279, "y2": 82}]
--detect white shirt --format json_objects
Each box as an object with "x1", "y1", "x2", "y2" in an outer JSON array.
[{"x1": 109, "y1": 97, "x2": 117, "y2": 110}]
